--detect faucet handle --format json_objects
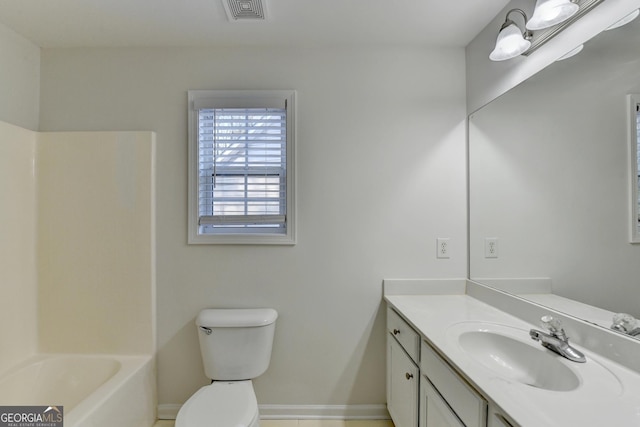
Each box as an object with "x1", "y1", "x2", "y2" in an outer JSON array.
[
  {"x1": 612, "y1": 313, "x2": 637, "y2": 333},
  {"x1": 541, "y1": 315, "x2": 567, "y2": 339}
]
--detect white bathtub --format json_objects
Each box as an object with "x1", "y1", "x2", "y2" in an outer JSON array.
[{"x1": 0, "y1": 354, "x2": 155, "y2": 427}]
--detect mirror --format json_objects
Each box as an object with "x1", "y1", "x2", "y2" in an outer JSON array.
[{"x1": 469, "y1": 9, "x2": 640, "y2": 335}]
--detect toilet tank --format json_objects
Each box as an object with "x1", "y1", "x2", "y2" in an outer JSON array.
[{"x1": 196, "y1": 308, "x2": 278, "y2": 381}]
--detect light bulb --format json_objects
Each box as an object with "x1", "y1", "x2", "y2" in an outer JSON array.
[
  {"x1": 605, "y1": 9, "x2": 640, "y2": 31},
  {"x1": 527, "y1": 0, "x2": 579, "y2": 31},
  {"x1": 490, "y1": 23, "x2": 531, "y2": 61}
]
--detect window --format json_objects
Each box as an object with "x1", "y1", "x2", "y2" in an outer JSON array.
[
  {"x1": 188, "y1": 90, "x2": 296, "y2": 244},
  {"x1": 629, "y1": 94, "x2": 640, "y2": 243}
]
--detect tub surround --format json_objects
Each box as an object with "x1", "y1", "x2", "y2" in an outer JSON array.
[
  {"x1": 0, "y1": 120, "x2": 157, "y2": 426},
  {"x1": 65, "y1": 355, "x2": 155, "y2": 427},
  {"x1": 0, "y1": 121, "x2": 37, "y2": 371},
  {"x1": 37, "y1": 131, "x2": 156, "y2": 355},
  {"x1": 0, "y1": 354, "x2": 155, "y2": 427},
  {"x1": 0, "y1": 122, "x2": 156, "y2": 362},
  {"x1": 384, "y1": 279, "x2": 640, "y2": 426}
]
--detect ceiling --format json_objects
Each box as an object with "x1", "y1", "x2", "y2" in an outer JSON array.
[{"x1": 0, "y1": 0, "x2": 510, "y2": 48}]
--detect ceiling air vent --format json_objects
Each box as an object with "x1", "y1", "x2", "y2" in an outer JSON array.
[{"x1": 223, "y1": 0, "x2": 267, "y2": 21}]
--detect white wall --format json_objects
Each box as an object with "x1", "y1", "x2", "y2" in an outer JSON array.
[
  {"x1": 39, "y1": 46, "x2": 468, "y2": 411},
  {"x1": 0, "y1": 121, "x2": 37, "y2": 371},
  {"x1": 0, "y1": 23, "x2": 40, "y2": 130},
  {"x1": 469, "y1": 28, "x2": 640, "y2": 317}
]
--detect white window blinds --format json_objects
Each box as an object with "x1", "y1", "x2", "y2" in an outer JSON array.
[
  {"x1": 197, "y1": 106, "x2": 287, "y2": 233},
  {"x1": 188, "y1": 90, "x2": 296, "y2": 244}
]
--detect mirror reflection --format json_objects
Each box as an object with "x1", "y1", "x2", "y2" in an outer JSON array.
[{"x1": 469, "y1": 9, "x2": 640, "y2": 335}]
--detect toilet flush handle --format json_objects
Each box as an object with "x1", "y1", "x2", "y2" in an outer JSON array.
[{"x1": 199, "y1": 326, "x2": 212, "y2": 335}]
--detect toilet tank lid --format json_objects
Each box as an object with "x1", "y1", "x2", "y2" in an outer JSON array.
[{"x1": 197, "y1": 308, "x2": 278, "y2": 328}]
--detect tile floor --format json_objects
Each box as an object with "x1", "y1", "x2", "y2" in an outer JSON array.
[{"x1": 153, "y1": 420, "x2": 394, "y2": 427}]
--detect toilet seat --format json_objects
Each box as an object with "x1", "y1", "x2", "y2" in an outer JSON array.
[{"x1": 175, "y1": 380, "x2": 259, "y2": 427}]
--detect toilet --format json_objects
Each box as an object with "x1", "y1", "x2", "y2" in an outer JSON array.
[{"x1": 176, "y1": 308, "x2": 278, "y2": 427}]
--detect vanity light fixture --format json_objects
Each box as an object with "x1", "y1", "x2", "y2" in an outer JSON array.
[
  {"x1": 490, "y1": 0, "x2": 605, "y2": 60},
  {"x1": 489, "y1": 9, "x2": 533, "y2": 61},
  {"x1": 605, "y1": 8, "x2": 640, "y2": 31},
  {"x1": 556, "y1": 43, "x2": 583, "y2": 61},
  {"x1": 526, "y1": 0, "x2": 579, "y2": 31}
]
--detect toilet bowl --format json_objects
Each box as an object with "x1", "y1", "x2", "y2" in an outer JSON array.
[
  {"x1": 175, "y1": 380, "x2": 259, "y2": 427},
  {"x1": 175, "y1": 308, "x2": 277, "y2": 427}
]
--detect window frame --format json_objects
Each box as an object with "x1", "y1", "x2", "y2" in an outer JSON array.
[
  {"x1": 188, "y1": 90, "x2": 296, "y2": 245},
  {"x1": 628, "y1": 94, "x2": 640, "y2": 244}
]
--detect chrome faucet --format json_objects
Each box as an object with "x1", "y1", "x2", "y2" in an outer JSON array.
[
  {"x1": 611, "y1": 313, "x2": 640, "y2": 337},
  {"x1": 529, "y1": 315, "x2": 586, "y2": 363}
]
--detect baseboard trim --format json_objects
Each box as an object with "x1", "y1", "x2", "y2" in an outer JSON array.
[
  {"x1": 157, "y1": 404, "x2": 181, "y2": 420},
  {"x1": 260, "y1": 404, "x2": 390, "y2": 420},
  {"x1": 157, "y1": 404, "x2": 390, "y2": 420}
]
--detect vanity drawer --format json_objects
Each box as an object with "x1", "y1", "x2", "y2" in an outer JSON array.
[
  {"x1": 387, "y1": 308, "x2": 420, "y2": 362},
  {"x1": 421, "y1": 340, "x2": 487, "y2": 427}
]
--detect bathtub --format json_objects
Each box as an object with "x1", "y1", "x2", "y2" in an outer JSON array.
[{"x1": 0, "y1": 354, "x2": 155, "y2": 427}]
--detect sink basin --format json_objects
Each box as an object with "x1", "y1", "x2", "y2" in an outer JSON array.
[{"x1": 448, "y1": 322, "x2": 580, "y2": 391}]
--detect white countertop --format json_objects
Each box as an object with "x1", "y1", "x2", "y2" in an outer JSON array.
[{"x1": 386, "y1": 293, "x2": 640, "y2": 427}]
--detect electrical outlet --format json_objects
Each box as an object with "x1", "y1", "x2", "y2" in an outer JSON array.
[
  {"x1": 485, "y1": 238, "x2": 498, "y2": 258},
  {"x1": 437, "y1": 238, "x2": 450, "y2": 259}
]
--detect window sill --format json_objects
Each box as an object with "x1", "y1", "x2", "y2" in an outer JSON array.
[{"x1": 188, "y1": 233, "x2": 296, "y2": 245}]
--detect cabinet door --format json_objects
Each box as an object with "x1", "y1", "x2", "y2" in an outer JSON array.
[
  {"x1": 420, "y1": 378, "x2": 465, "y2": 427},
  {"x1": 488, "y1": 404, "x2": 517, "y2": 427},
  {"x1": 388, "y1": 336, "x2": 419, "y2": 427},
  {"x1": 421, "y1": 341, "x2": 486, "y2": 427}
]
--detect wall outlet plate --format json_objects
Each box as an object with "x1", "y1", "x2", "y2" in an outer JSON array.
[
  {"x1": 485, "y1": 237, "x2": 498, "y2": 258},
  {"x1": 437, "y1": 238, "x2": 450, "y2": 259}
]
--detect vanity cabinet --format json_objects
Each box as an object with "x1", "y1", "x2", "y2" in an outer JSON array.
[
  {"x1": 387, "y1": 307, "x2": 494, "y2": 427},
  {"x1": 387, "y1": 308, "x2": 420, "y2": 427},
  {"x1": 388, "y1": 337, "x2": 420, "y2": 427}
]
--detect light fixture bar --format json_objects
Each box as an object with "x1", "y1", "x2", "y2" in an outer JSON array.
[{"x1": 523, "y1": 0, "x2": 605, "y2": 56}]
